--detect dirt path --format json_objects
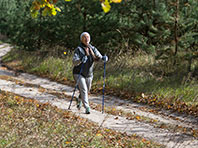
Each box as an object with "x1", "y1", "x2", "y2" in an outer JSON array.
[{"x1": 0, "y1": 44, "x2": 198, "y2": 148}]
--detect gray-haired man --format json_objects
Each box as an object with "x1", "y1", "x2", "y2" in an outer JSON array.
[{"x1": 72, "y1": 32, "x2": 108, "y2": 114}]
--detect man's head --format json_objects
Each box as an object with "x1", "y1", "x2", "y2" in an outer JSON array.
[{"x1": 80, "y1": 32, "x2": 90, "y2": 46}]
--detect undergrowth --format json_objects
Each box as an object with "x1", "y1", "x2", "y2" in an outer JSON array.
[{"x1": 1, "y1": 45, "x2": 198, "y2": 116}]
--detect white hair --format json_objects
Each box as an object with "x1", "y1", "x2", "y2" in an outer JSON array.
[{"x1": 80, "y1": 32, "x2": 91, "y2": 41}]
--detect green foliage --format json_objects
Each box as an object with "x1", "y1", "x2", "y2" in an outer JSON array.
[
  {"x1": 153, "y1": 0, "x2": 198, "y2": 72},
  {"x1": 0, "y1": 0, "x2": 42, "y2": 50},
  {"x1": 0, "y1": 0, "x2": 198, "y2": 73},
  {"x1": 30, "y1": 0, "x2": 122, "y2": 17}
]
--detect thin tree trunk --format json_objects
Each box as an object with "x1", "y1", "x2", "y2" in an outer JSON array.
[
  {"x1": 83, "y1": 11, "x2": 87, "y2": 31},
  {"x1": 38, "y1": 9, "x2": 42, "y2": 49},
  {"x1": 153, "y1": 0, "x2": 156, "y2": 10},
  {"x1": 174, "y1": 0, "x2": 179, "y2": 65}
]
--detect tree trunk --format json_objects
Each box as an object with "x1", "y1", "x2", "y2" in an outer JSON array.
[
  {"x1": 153, "y1": 0, "x2": 156, "y2": 10},
  {"x1": 174, "y1": 0, "x2": 179, "y2": 65},
  {"x1": 83, "y1": 11, "x2": 87, "y2": 31},
  {"x1": 188, "y1": 58, "x2": 192, "y2": 72}
]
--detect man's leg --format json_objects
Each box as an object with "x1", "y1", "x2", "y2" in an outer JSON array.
[
  {"x1": 74, "y1": 74, "x2": 90, "y2": 112},
  {"x1": 86, "y1": 76, "x2": 93, "y2": 91},
  {"x1": 84, "y1": 76, "x2": 93, "y2": 114},
  {"x1": 73, "y1": 74, "x2": 81, "y2": 109}
]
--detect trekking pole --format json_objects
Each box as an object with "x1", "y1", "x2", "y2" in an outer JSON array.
[
  {"x1": 102, "y1": 59, "x2": 106, "y2": 113},
  {"x1": 68, "y1": 63, "x2": 84, "y2": 110}
]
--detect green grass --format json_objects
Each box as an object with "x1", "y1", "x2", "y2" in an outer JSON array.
[
  {"x1": 2, "y1": 46, "x2": 198, "y2": 110},
  {"x1": 104, "y1": 53, "x2": 198, "y2": 103},
  {"x1": 0, "y1": 91, "x2": 162, "y2": 148}
]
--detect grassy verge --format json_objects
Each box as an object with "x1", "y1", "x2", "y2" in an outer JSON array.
[
  {"x1": 0, "y1": 90, "x2": 162, "y2": 148},
  {"x1": 1, "y1": 46, "x2": 198, "y2": 116}
]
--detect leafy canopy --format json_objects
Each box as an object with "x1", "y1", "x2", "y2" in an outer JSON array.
[{"x1": 30, "y1": 0, "x2": 122, "y2": 18}]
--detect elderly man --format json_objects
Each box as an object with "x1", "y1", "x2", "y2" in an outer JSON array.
[{"x1": 72, "y1": 32, "x2": 108, "y2": 114}]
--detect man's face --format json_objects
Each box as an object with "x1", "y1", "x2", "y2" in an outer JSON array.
[{"x1": 81, "y1": 34, "x2": 90, "y2": 46}]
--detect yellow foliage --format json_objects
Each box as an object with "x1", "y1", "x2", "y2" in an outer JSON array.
[
  {"x1": 96, "y1": 133, "x2": 102, "y2": 137},
  {"x1": 46, "y1": 3, "x2": 53, "y2": 8},
  {"x1": 135, "y1": 115, "x2": 141, "y2": 120},
  {"x1": 51, "y1": 9, "x2": 57, "y2": 16},
  {"x1": 31, "y1": 0, "x2": 121, "y2": 17},
  {"x1": 101, "y1": 0, "x2": 111, "y2": 13},
  {"x1": 111, "y1": 0, "x2": 122, "y2": 3},
  {"x1": 56, "y1": 7, "x2": 61, "y2": 12},
  {"x1": 65, "y1": 141, "x2": 71, "y2": 144}
]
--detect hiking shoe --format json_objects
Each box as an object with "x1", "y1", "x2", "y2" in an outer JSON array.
[
  {"x1": 77, "y1": 101, "x2": 82, "y2": 110},
  {"x1": 85, "y1": 107, "x2": 90, "y2": 114}
]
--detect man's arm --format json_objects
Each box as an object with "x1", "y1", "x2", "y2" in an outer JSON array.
[{"x1": 72, "y1": 48, "x2": 81, "y2": 66}]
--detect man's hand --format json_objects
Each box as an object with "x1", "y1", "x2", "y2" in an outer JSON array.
[
  {"x1": 85, "y1": 47, "x2": 90, "y2": 56},
  {"x1": 102, "y1": 55, "x2": 108, "y2": 62}
]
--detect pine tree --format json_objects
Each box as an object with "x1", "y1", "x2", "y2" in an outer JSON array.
[
  {"x1": 178, "y1": 0, "x2": 198, "y2": 72},
  {"x1": 0, "y1": 0, "x2": 17, "y2": 34}
]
